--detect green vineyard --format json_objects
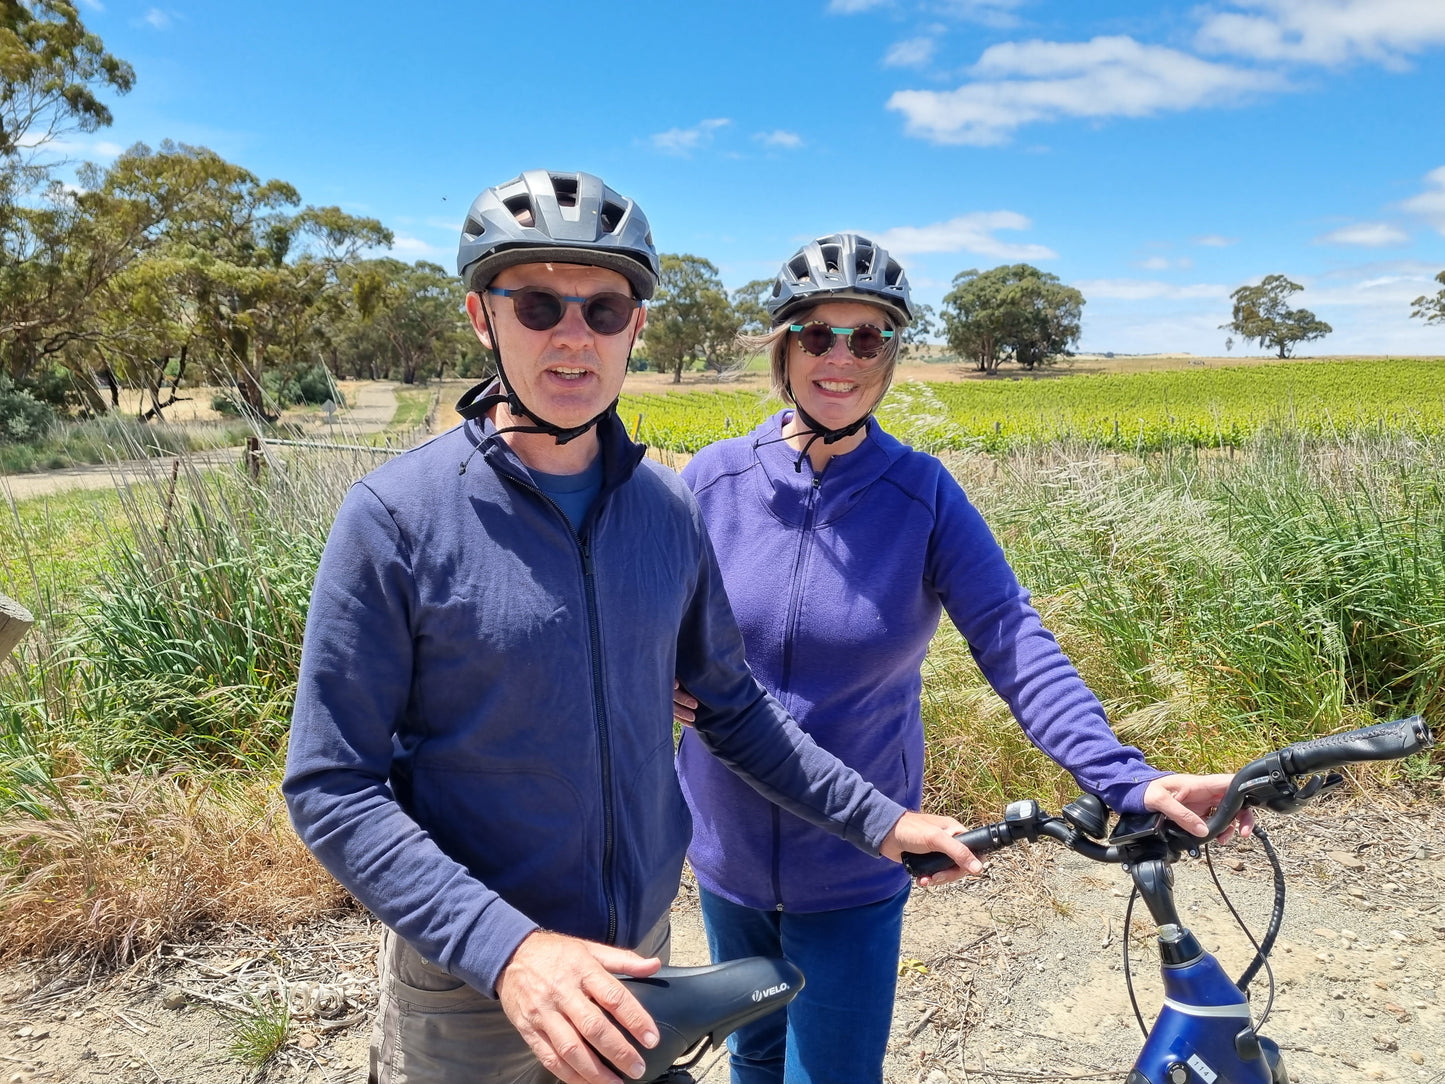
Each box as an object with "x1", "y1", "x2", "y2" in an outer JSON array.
[{"x1": 621, "y1": 358, "x2": 1445, "y2": 454}]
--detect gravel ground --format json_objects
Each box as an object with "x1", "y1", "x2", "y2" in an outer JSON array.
[{"x1": 3, "y1": 795, "x2": 1442, "y2": 1083}]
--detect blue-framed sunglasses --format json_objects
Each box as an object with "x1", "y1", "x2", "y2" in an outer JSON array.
[{"x1": 789, "y1": 321, "x2": 894, "y2": 359}]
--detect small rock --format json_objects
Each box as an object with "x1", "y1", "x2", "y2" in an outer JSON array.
[
  {"x1": 1390, "y1": 930, "x2": 1408, "y2": 942},
  {"x1": 1374, "y1": 1033, "x2": 1399, "y2": 1051},
  {"x1": 297, "y1": 1032, "x2": 319, "y2": 1050},
  {"x1": 1223, "y1": 857, "x2": 1244, "y2": 871},
  {"x1": 1391, "y1": 957, "x2": 1407, "y2": 970},
  {"x1": 1312, "y1": 927, "x2": 1337, "y2": 939},
  {"x1": 1349, "y1": 886, "x2": 1368, "y2": 899},
  {"x1": 1328, "y1": 850, "x2": 1365, "y2": 870},
  {"x1": 15, "y1": 1026, "x2": 30, "y2": 1038},
  {"x1": 1366, "y1": 1069, "x2": 1384, "y2": 1080},
  {"x1": 1341, "y1": 929, "x2": 1358, "y2": 941},
  {"x1": 1409, "y1": 1050, "x2": 1425, "y2": 1065},
  {"x1": 162, "y1": 990, "x2": 187, "y2": 1010}
]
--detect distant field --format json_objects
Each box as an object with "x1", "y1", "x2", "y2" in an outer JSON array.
[{"x1": 620, "y1": 356, "x2": 1445, "y2": 453}]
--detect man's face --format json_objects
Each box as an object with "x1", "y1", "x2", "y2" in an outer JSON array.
[{"x1": 466, "y1": 262, "x2": 645, "y2": 431}]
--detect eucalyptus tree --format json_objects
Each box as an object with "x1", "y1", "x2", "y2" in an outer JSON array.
[
  {"x1": 1411, "y1": 271, "x2": 1445, "y2": 326},
  {"x1": 1221, "y1": 274, "x2": 1332, "y2": 358},
  {"x1": 942, "y1": 264, "x2": 1084, "y2": 373}
]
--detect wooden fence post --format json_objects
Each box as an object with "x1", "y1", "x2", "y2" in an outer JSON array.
[{"x1": 0, "y1": 591, "x2": 35, "y2": 660}]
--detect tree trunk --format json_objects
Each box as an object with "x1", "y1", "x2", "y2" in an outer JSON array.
[{"x1": 0, "y1": 592, "x2": 35, "y2": 660}]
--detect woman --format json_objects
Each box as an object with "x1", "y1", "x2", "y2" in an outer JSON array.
[{"x1": 673, "y1": 233, "x2": 1247, "y2": 1084}]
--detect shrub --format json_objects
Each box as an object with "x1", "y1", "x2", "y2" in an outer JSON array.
[{"x1": 0, "y1": 375, "x2": 57, "y2": 445}]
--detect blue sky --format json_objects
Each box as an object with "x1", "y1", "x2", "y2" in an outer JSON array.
[{"x1": 52, "y1": 0, "x2": 1445, "y2": 356}]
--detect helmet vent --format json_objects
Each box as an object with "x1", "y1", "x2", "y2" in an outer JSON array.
[
  {"x1": 788, "y1": 255, "x2": 812, "y2": 284},
  {"x1": 553, "y1": 176, "x2": 579, "y2": 208},
  {"x1": 600, "y1": 200, "x2": 625, "y2": 234},
  {"x1": 820, "y1": 244, "x2": 842, "y2": 273},
  {"x1": 463, "y1": 216, "x2": 486, "y2": 239},
  {"x1": 502, "y1": 196, "x2": 535, "y2": 228}
]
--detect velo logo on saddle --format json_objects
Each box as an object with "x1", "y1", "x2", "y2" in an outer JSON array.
[{"x1": 751, "y1": 982, "x2": 792, "y2": 1003}]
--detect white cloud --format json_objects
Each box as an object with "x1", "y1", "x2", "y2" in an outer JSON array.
[
  {"x1": 1194, "y1": 234, "x2": 1239, "y2": 247},
  {"x1": 888, "y1": 36, "x2": 1284, "y2": 144},
  {"x1": 649, "y1": 118, "x2": 731, "y2": 155},
  {"x1": 829, "y1": 0, "x2": 890, "y2": 11},
  {"x1": 39, "y1": 138, "x2": 125, "y2": 160},
  {"x1": 754, "y1": 130, "x2": 803, "y2": 149},
  {"x1": 936, "y1": 0, "x2": 1029, "y2": 28},
  {"x1": 144, "y1": 8, "x2": 171, "y2": 29},
  {"x1": 79, "y1": 0, "x2": 104, "y2": 9},
  {"x1": 1138, "y1": 255, "x2": 1196, "y2": 270},
  {"x1": 1400, "y1": 165, "x2": 1445, "y2": 235},
  {"x1": 1077, "y1": 279, "x2": 1229, "y2": 301},
  {"x1": 1314, "y1": 222, "x2": 1410, "y2": 247},
  {"x1": 389, "y1": 234, "x2": 449, "y2": 262},
  {"x1": 1196, "y1": 0, "x2": 1445, "y2": 68},
  {"x1": 873, "y1": 211, "x2": 1057, "y2": 261},
  {"x1": 884, "y1": 37, "x2": 938, "y2": 68}
]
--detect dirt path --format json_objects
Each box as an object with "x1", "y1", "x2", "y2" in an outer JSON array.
[
  {"x1": 3, "y1": 797, "x2": 1441, "y2": 1083},
  {"x1": 0, "y1": 385, "x2": 400, "y2": 504}
]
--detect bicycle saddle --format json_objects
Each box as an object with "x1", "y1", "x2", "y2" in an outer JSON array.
[{"x1": 611, "y1": 956, "x2": 804, "y2": 1080}]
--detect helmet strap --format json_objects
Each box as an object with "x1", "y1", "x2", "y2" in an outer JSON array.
[{"x1": 778, "y1": 377, "x2": 873, "y2": 473}]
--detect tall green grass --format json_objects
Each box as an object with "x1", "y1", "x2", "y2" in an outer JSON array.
[
  {"x1": 920, "y1": 431, "x2": 1445, "y2": 816},
  {"x1": 0, "y1": 416, "x2": 250, "y2": 474}
]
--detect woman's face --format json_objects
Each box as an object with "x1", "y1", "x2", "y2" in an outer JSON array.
[{"x1": 785, "y1": 300, "x2": 895, "y2": 432}]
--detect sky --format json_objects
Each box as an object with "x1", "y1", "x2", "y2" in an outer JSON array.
[{"x1": 47, "y1": 0, "x2": 1445, "y2": 356}]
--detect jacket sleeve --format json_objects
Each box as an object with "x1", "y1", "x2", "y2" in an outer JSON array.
[
  {"x1": 672, "y1": 503, "x2": 907, "y2": 853},
  {"x1": 282, "y1": 483, "x2": 537, "y2": 997},
  {"x1": 925, "y1": 468, "x2": 1166, "y2": 813}
]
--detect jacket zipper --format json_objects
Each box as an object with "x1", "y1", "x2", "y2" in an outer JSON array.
[
  {"x1": 503, "y1": 470, "x2": 621, "y2": 945},
  {"x1": 772, "y1": 470, "x2": 823, "y2": 909}
]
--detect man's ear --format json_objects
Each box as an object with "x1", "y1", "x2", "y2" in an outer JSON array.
[
  {"x1": 635, "y1": 304, "x2": 647, "y2": 333},
  {"x1": 465, "y1": 292, "x2": 493, "y2": 349}
]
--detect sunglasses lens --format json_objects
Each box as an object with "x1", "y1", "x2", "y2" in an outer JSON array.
[
  {"x1": 511, "y1": 289, "x2": 565, "y2": 331},
  {"x1": 582, "y1": 293, "x2": 636, "y2": 336},
  {"x1": 797, "y1": 323, "x2": 835, "y2": 355},
  {"x1": 849, "y1": 326, "x2": 886, "y2": 358}
]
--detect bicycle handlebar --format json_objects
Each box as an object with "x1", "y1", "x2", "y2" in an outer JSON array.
[
  {"x1": 1200, "y1": 714, "x2": 1432, "y2": 838},
  {"x1": 902, "y1": 715, "x2": 1433, "y2": 878}
]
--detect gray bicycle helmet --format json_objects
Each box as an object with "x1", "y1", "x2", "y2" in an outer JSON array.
[
  {"x1": 765, "y1": 233, "x2": 913, "y2": 327},
  {"x1": 456, "y1": 169, "x2": 660, "y2": 299}
]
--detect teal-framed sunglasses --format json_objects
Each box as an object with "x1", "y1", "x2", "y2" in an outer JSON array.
[{"x1": 789, "y1": 321, "x2": 894, "y2": 359}]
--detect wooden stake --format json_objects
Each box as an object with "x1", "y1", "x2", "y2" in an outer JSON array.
[{"x1": 0, "y1": 591, "x2": 35, "y2": 660}]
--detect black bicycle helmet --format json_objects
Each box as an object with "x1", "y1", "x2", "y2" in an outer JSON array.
[
  {"x1": 456, "y1": 169, "x2": 660, "y2": 299},
  {"x1": 765, "y1": 233, "x2": 913, "y2": 328}
]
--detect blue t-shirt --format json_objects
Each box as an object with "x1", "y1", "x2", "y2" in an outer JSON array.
[{"x1": 528, "y1": 457, "x2": 604, "y2": 532}]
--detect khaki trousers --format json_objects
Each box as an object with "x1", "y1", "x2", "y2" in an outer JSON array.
[{"x1": 368, "y1": 917, "x2": 672, "y2": 1084}]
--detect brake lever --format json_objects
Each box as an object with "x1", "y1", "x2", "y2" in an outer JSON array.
[{"x1": 1263, "y1": 770, "x2": 1343, "y2": 814}]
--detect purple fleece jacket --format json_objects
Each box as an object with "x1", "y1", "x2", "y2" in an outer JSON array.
[{"x1": 677, "y1": 412, "x2": 1166, "y2": 913}]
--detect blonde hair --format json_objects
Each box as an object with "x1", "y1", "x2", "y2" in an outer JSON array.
[{"x1": 742, "y1": 305, "x2": 902, "y2": 409}]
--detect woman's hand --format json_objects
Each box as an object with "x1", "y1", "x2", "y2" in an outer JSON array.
[
  {"x1": 673, "y1": 679, "x2": 698, "y2": 726},
  {"x1": 1143, "y1": 773, "x2": 1255, "y2": 844}
]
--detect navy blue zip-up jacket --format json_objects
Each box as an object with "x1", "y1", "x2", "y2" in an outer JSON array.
[
  {"x1": 678, "y1": 412, "x2": 1166, "y2": 913},
  {"x1": 283, "y1": 408, "x2": 907, "y2": 996}
]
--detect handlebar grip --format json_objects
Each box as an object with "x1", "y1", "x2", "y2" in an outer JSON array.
[
  {"x1": 902, "y1": 824, "x2": 1006, "y2": 878},
  {"x1": 1281, "y1": 715, "x2": 1432, "y2": 775}
]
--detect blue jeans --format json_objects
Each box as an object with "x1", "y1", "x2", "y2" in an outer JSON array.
[{"x1": 698, "y1": 883, "x2": 909, "y2": 1084}]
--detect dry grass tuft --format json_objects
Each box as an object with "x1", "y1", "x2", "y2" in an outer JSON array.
[{"x1": 0, "y1": 769, "x2": 353, "y2": 965}]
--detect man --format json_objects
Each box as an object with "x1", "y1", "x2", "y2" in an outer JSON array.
[{"x1": 283, "y1": 169, "x2": 976, "y2": 1084}]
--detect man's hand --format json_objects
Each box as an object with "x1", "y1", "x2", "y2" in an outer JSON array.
[
  {"x1": 1144, "y1": 773, "x2": 1256, "y2": 844},
  {"x1": 495, "y1": 930, "x2": 662, "y2": 1084},
  {"x1": 879, "y1": 810, "x2": 980, "y2": 886}
]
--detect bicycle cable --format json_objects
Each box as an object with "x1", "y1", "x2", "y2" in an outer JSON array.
[
  {"x1": 1203, "y1": 825, "x2": 1282, "y2": 1032},
  {"x1": 1120, "y1": 825, "x2": 1284, "y2": 1038}
]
